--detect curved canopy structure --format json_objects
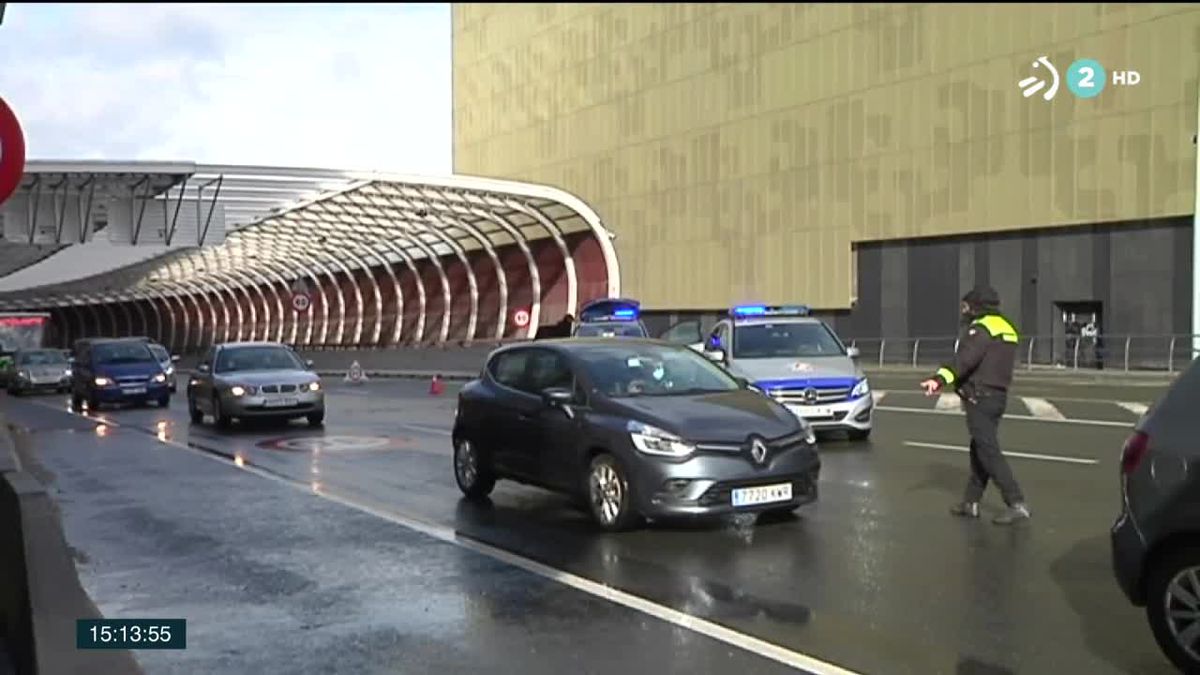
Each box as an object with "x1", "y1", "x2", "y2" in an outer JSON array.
[{"x1": 0, "y1": 162, "x2": 621, "y2": 352}]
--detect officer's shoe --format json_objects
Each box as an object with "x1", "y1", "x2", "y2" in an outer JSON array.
[
  {"x1": 950, "y1": 502, "x2": 980, "y2": 518},
  {"x1": 992, "y1": 503, "x2": 1031, "y2": 525}
]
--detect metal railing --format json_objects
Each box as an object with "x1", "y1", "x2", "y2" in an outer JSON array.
[{"x1": 847, "y1": 334, "x2": 1200, "y2": 374}]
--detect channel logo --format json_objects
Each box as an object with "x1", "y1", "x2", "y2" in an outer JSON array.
[
  {"x1": 1018, "y1": 56, "x2": 1059, "y2": 100},
  {"x1": 1018, "y1": 56, "x2": 1141, "y2": 101}
]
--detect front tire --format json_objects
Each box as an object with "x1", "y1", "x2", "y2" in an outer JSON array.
[
  {"x1": 587, "y1": 453, "x2": 641, "y2": 532},
  {"x1": 188, "y1": 396, "x2": 204, "y2": 424},
  {"x1": 1146, "y1": 545, "x2": 1200, "y2": 672},
  {"x1": 848, "y1": 428, "x2": 871, "y2": 441},
  {"x1": 453, "y1": 438, "x2": 495, "y2": 499},
  {"x1": 158, "y1": 395, "x2": 170, "y2": 408},
  {"x1": 306, "y1": 411, "x2": 325, "y2": 428},
  {"x1": 212, "y1": 395, "x2": 232, "y2": 430}
]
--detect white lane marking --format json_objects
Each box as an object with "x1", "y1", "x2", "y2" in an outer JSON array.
[
  {"x1": 875, "y1": 405, "x2": 1133, "y2": 428},
  {"x1": 21, "y1": 400, "x2": 862, "y2": 675},
  {"x1": 1117, "y1": 402, "x2": 1149, "y2": 417},
  {"x1": 904, "y1": 441, "x2": 1098, "y2": 466},
  {"x1": 934, "y1": 394, "x2": 961, "y2": 412},
  {"x1": 871, "y1": 391, "x2": 886, "y2": 404},
  {"x1": 1020, "y1": 397, "x2": 1067, "y2": 421}
]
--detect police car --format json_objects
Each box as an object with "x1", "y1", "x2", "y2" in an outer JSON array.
[
  {"x1": 573, "y1": 298, "x2": 650, "y2": 338},
  {"x1": 693, "y1": 305, "x2": 872, "y2": 440}
]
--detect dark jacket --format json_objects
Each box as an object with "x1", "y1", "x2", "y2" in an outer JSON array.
[{"x1": 931, "y1": 313, "x2": 1019, "y2": 396}]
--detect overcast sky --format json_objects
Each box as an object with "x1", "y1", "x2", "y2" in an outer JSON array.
[{"x1": 0, "y1": 3, "x2": 452, "y2": 173}]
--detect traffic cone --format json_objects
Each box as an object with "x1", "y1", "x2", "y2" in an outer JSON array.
[{"x1": 429, "y1": 374, "x2": 445, "y2": 396}]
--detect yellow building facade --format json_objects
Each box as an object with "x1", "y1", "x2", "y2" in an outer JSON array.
[{"x1": 453, "y1": 3, "x2": 1199, "y2": 312}]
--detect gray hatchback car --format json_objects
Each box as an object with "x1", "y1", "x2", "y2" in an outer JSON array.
[
  {"x1": 187, "y1": 342, "x2": 325, "y2": 429},
  {"x1": 1112, "y1": 357, "x2": 1200, "y2": 671}
]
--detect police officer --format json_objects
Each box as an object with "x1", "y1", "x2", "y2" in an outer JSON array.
[{"x1": 920, "y1": 286, "x2": 1031, "y2": 525}]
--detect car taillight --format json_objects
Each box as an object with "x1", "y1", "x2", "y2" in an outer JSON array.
[{"x1": 1121, "y1": 431, "x2": 1150, "y2": 475}]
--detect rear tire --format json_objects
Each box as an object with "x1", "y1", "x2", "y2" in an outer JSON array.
[
  {"x1": 1146, "y1": 544, "x2": 1200, "y2": 672},
  {"x1": 586, "y1": 454, "x2": 642, "y2": 532},
  {"x1": 848, "y1": 428, "x2": 871, "y2": 442},
  {"x1": 453, "y1": 438, "x2": 496, "y2": 499}
]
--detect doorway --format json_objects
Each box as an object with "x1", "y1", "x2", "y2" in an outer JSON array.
[{"x1": 1053, "y1": 301, "x2": 1103, "y2": 368}]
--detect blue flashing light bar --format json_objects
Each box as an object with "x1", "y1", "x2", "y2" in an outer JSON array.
[
  {"x1": 580, "y1": 298, "x2": 642, "y2": 323},
  {"x1": 730, "y1": 304, "x2": 810, "y2": 318}
]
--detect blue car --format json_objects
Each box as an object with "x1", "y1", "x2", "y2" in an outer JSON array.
[{"x1": 71, "y1": 338, "x2": 172, "y2": 410}]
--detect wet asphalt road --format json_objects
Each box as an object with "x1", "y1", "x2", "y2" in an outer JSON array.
[{"x1": 1, "y1": 373, "x2": 1172, "y2": 675}]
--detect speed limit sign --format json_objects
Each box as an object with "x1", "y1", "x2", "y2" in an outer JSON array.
[
  {"x1": 513, "y1": 308, "x2": 530, "y2": 328},
  {"x1": 292, "y1": 292, "x2": 311, "y2": 312}
]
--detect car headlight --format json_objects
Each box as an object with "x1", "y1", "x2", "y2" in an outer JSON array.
[
  {"x1": 308, "y1": 381, "x2": 321, "y2": 392},
  {"x1": 229, "y1": 385, "x2": 257, "y2": 397},
  {"x1": 851, "y1": 378, "x2": 870, "y2": 399},
  {"x1": 17, "y1": 370, "x2": 30, "y2": 380},
  {"x1": 152, "y1": 373, "x2": 167, "y2": 384},
  {"x1": 63, "y1": 368, "x2": 72, "y2": 378},
  {"x1": 627, "y1": 421, "x2": 695, "y2": 458},
  {"x1": 94, "y1": 376, "x2": 112, "y2": 387}
]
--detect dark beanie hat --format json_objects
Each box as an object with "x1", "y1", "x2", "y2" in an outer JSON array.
[{"x1": 962, "y1": 286, "x2": 1001, "y2": 311}]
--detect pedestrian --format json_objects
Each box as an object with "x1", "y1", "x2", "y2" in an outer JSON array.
[{"x1": 920, "y1": 286, "x2": 1031, "y2": 525}]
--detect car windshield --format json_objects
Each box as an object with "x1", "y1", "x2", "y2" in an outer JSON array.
[
  {"x1": 93, "y1": 342, "x2": 157, "y2": 364},
  {"x1": 574, "y1": 343, "x2": 739, "y2": 398},
  {"x1": 17, "y1": 350, "x2": 67, "y2": 366},
  {"x1": 575, "y1": 323, "x2": 647, "y2": 338},
  {"x1": 733, "y1": 322, "x2": 845, "y2": 358},
  {"x1": 216, "y1": 346, "x2": 303, "y2": 373},
  {"x1": 147, "y1": 344, "x2": 169, "y2": 362}
]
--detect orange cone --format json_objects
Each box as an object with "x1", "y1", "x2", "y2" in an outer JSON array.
[{"x1": 429, "y1": 374, "x2": 445, "y2": 396}]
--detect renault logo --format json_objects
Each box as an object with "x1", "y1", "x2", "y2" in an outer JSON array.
[
  {"x1": 750, "y1": 437, "x2": 768, "y2": 465},
  {"x1": 803, "y1": 388, "x2": 819, "y2": 405}
]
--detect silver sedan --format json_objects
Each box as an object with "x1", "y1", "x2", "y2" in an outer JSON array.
[{"x1": 187, "y1": 342, "x2": 325, "y2": 429}]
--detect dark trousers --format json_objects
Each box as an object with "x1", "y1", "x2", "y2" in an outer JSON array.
[{"x1": 962, "y1": 393, "x2": 1025, "y2": 506}]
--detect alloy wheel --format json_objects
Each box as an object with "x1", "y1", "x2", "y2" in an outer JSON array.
[
  {"x1": 455, "y1": 440, "x2": 478, "y2": 488},
  {"x1": 589, "y1": 463, "x2": 623, "y2": 525},
  {"x1": 1165, "y1": 566, "x2": 1200, "y2": 660}
]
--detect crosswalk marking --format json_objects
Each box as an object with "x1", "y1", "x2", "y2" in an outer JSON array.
[
  {"x1": 1117, "y1": 402, "x2": 1149, "y2": 417},
  {"x1": 935, "y1": 393, "x2": 961, "y2": 411},
  {"x1": 1020, "y1": 397, "x2": 1066, "y2": 421},
  {"x1": 871, "y1": 391, "x2": 886, "y2": 404},
  {"x1": 904, "y1": 441, "x2": 1098, "y2": 466}
]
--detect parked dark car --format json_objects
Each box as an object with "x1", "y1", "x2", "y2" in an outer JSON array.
[
  {"x1": 451, "y1": 339, "x2": 821, "y2": 531},
  {"x1": 71, "y1": 338, "x2": 171, "y2": 410},
  {"x1": 1112, "y1": 357, "x2": 1200, "y2": 671},
  {"x1": 187, "y1": 342, "x2": 324, "y2": 429}
]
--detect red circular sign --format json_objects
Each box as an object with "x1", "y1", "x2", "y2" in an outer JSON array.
[
  {"x1": 292, "y1": 292, "x2": 311, "y2": 312},
  {"x1": 0, "y1": 96, "x2": 26, "y2": 207},
  {"x1": 513, "y1": 308, "x2": 530, "y2": 328}
]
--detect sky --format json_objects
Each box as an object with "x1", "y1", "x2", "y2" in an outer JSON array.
[{"x1": 0, "y1": 3, "x2": 453, "y2": 173}]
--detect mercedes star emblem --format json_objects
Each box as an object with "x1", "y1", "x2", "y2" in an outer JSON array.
[{"x1": 803, "y1": 387, "x2": 819, "y2": 405}]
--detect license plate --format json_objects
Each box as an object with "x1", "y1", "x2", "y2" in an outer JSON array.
[
  {"x1": 731, "y1": 482, "x2": 793, "y2": 507},
  {"x1": 263, "y1": 397, "x2": 298, "y2": 408},
  {"x1": 123, "y1": 387, "x2": 147, "y2": 394},
  {"x1": 788, "y1": 404, "x2": 833, "y2": 418}
]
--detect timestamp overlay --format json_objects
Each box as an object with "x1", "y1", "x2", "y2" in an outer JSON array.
[{"x1": 77, "y1": 619, "x2": 187, "y2": 650}]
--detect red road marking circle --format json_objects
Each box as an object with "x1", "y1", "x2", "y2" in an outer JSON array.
[
  {"x1": 0, "y1": 96, "x2": 26, "y2": 206},
  {"x1": 292, "y1": 292, "x2": 311, "y2": 312},
  {"x1": 513, "y1": 308, "x2": 530, "y2": 327}
]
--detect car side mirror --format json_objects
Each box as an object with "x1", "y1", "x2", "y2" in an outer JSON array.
[
  {"x1": 171, "y1": 354, "x2": 181, "y2": 363},
  {"x1": 197, "y1": 363, "x2": 210, "y2": 373},
  {"x1": 304, "y1": 359, "x2": 314, "y2": 369},
  {"x1": 846, "y1": 346, "x2": 860, "y2": 359},
  {"x1": 542, "y1": 387, "x2": 574, "y2": 406}
]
